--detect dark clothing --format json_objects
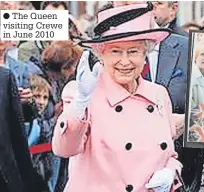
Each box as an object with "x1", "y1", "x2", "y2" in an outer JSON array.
[
  {"x1": 169, "y1": 18, "x2": 188, "y2": 37},
  {"x1": 0, "y1": 66, "x2": 38, "y2": 192}
]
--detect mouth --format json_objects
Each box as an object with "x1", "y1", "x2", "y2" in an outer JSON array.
[
  {"x1": 37, "y1": 105, "x2": 44, "y2": 111},
  {"x1": 115, "y1": 68, "x2": 135, "y2": 75}
]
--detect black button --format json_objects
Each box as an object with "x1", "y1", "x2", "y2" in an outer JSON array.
[
  {"x1": 125, "y1": 143, "x2": 132, "y2": 150},
  {"x1": 147, "y1": 105, "x2": 154, "y2": 113},
  {"x1": 160, "y1": 142, "x2": 167, "y2": 150},
  {"x1": 174, "y1": 179, "x2": 178, "y2": 185},
  {"x1": 60, "y1": 122, "x2": 65, "y2": 128},
  {"x1": 126, "y1": 184, "x2": 133, "y2": 192},
  {"x1": 115, "y1": 105, "x2": 123, "y2": 112}
]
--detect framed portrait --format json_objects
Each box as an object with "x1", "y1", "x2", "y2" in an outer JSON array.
[{"x1": 184, "y1": 30, "x2": 204, "y2": 148}]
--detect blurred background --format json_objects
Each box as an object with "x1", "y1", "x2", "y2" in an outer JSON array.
[
  {"x1": 28, "y1": 1, "x2": 204, "y2": 26},
  {"x1": 6, "y1": 1, "x2": 204, "y2": 36}
]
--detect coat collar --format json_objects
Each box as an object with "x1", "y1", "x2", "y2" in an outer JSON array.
[
  {"x1": 156, "y1": 34, "x2": 180, "y2": 86},
  {"x1": 192, "y1": 64, "x2": 204, "y2": 87},
  {"x1": 100, "y1": 70, "x2": 157, "y2": 107}
]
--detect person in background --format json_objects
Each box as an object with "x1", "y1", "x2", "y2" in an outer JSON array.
[
  {"x1": 152, "y1": 1, "x2": 188, "y2": 36},
  {"x1": 25, "y1": 40, "x2": 83, "y2": 192},
  {"x1": 30, "y1": 74, "x2": 60, "y2": 192},
  {"x1": 40, "y1": 1, "x2": 68, "y2": 10},
  {"x1": 17, "y1": 1, "x2": 35, "y2": 10},
  {"x1": 0, "y1": 40, "x2": 41, "y2": 192},
  {"x1": 182, "y1": 22, "x2": 201, "y2": 33},
  {"x1": 190, "y1": 45, "x2": 204, "y2": 108}
]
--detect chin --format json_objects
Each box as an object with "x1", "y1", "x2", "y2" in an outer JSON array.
[{"x1": 115, "y1": 77, "x2": 133, "y2": 86}]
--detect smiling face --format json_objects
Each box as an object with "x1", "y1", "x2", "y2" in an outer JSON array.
[
  {"x1": 196, "y1": 51, "x2": 204, "y2": 70},
  {"x1": 101, "y1": 40, "x2": 146, "y2": 88}
]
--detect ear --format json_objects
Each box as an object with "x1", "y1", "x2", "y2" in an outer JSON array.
[{"x1": 171, "y1": 2, "x2": 178, "y2": 16}]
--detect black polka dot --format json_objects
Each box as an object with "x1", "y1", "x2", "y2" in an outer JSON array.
[
  {"x1": 125, "y1": 143, "x2": 132, "y2": 150},
  {"x1": 126, "y1": 184, "x2": 133, "y2": 192},
  {"x1": 115, "y1": 105, "x2": 123, "y2": 112},
  {"x1": 174, "y1": 179, "x2": 178, "y2": 185},
  {"x1": 160, "y1": 142, "x2": 167, "y2": 150},
  {"x1": 147, "y1": 105, "x2": 154, "y2": 113},
  {"x1": 60, "y1": 122, "x2": 65, "y2": 128}
]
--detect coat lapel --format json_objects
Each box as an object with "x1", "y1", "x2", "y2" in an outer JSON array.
[{"x1": 156, "y1": 37, "x2": 180, "y2": 87}]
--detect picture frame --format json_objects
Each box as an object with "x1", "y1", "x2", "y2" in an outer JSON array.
[{"x1": 184, "y1": 30, "x2": 204, "y2": 148}]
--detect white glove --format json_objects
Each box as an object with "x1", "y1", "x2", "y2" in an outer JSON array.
[
  {"x1": 74, "y1": 50, "x2": 101, "y2": 119},
  {"x1": 145, "y1": 168, "x2": 175, "y2": 192}
]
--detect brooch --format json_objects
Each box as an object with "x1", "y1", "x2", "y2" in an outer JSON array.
[{"x1": 156, "y1": 98, "x2": 164, "y2": 116}]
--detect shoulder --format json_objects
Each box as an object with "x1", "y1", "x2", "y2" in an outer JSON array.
[
  {"x1": 143, "y1": 79, "x2": 169, "y2": 97},
  {"x1": 0, "y1": 66, "x2": 12, "y2": 80},
  {"x1": 61, "y1": 80, "x2": 77, "y2": 101},
  {"x1": 163, "y1": 33, "x2": 188, "y2": 49}
]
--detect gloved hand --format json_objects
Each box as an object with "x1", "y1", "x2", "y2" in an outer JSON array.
[
  {"x1": 145, "y1": 168, "x2": 175, "y2": 192},
  {"x1": 74, "y1": 50, "x2": 101, "y2": 119}
]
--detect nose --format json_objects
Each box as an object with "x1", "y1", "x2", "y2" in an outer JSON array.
[
  {"x1": 38, "y1": 97, "x2": 45, "y2": 105},
  {"x1": 120, "y1": 52, "x2": 130, "y2": 66}
]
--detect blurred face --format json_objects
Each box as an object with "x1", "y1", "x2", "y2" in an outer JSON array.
[
  {"x1": 33, "y1": 89, "x2": 49, "y2": 114},
  {"x1": 112, "y1": 1, "x2": 143, "y2": 7},
  {"x1": 153, "y1": 1, "x2": 177, "y2": 27},
  {"x1": 101, "y1": 40, "x2": 146, "y2": 87},
  {"x1": 196, "y1": 51, "x2": 204, "y2": 70},
  {"x1": 184, "y1": 26, "x2": 200, "y2": 33},
  {"x1": 0, "y1": 40, "x2": 17, "y2": 60},
  {"x1": 44, "y1": 4, "x2": 65, "y2": 10}
]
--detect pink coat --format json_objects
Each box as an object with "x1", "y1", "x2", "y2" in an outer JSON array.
[{"x1": 52, "y1": 71, "x2": 183, "y2": 192}]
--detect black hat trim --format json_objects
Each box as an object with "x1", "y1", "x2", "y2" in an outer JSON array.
[
  {"x1": 79, "y1": 28, "x2": 172, "y2": 47},
  {"x1": 94, "y1": 2, "x2": 153, "y2": 36}
]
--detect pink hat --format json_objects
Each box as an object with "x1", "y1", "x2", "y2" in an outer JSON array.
[{"x1": 80, "y1": 2, "x2": 171, "y2": 48}]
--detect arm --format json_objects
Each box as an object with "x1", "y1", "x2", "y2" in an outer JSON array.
[
  {"x1": 163, "y1": 87, "x2": 183, "y2": 190},
  {"x1": 8, "y1": 70, "x2": 38, "y2": 191},
  {"x1": 28, "y1": 119, "x2": 40, "y2": 147},
  {"x1": 172, "y1": 113, "x2": 185, "y2": 140},
  {"x1": 52, "y1": 50, "x2": 101, "y2": 158},
  {"x1": 52, "y1": 81, "x2": 90, "y2": 158}
]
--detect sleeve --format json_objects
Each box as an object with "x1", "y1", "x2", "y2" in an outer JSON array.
[
  {"x1": 8, "y1": 70, "x2": 38, "y2": 192},
  {"x1": 52, "y1": 81, "x2": 90, "y2": 158},
  {"x1": 163, "y1": 87, "x2": 177, "y2": 140},
  {"x1": 162, "y1": 87, "x2": 183, "y2": 191},
  {"x1": 28, "y1": 119, "x2": 40, "y2": 147}
]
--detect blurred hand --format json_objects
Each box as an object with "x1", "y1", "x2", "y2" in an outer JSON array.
[
  {"x1": 145, "y1": 168, "x2": 175, "y2": 192},
  {"x1": 18, "y1": 87, "x2": 33, "y2": 104},
  {"x1": 172, "y1": 113, "x2": 185, "y2": 139},
  {"x1": 54, "y1": 101, "x2": 63, "y2": 122}
]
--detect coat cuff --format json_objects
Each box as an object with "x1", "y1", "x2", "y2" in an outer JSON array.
[{"x1": 166, "y1": 157, "x2": 183, "y2": 191}]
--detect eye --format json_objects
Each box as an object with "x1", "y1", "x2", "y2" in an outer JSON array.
[
  {"x1": 128, "y1": 49, "x2": 141, "y2": 56},
  {"x1": 33, "y1": 94, "x2": 40, "y2": 99},
  {"x1": 128, "y1": 50, "x2": 138, "y2": 54},
  {"x1": 111, "y1": 49, "x2": 122, "y2": 54},
  {"x1": 200, "y1": 53, "x2": 204, "y2": 56},
  {"x1": 44, "y1": 96, "x2": 48, "y2": 100}
]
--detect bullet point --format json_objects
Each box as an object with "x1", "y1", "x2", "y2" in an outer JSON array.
[{"x1": 3, "y1": 13, "x2": 10, "y2": 19}]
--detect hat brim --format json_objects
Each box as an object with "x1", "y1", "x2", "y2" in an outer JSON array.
[{"x1": 79, "y1": 28, "x2": 171, "y2": 48}]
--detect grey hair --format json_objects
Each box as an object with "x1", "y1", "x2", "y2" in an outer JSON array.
[
  {"x1": 144, "y1": 40, "x2": 157, "y2": 54},
  {"x1": 168, "y1": 1, "x2": 178, "y2": 7}
]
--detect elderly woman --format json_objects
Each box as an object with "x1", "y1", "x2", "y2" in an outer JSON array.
[
  {"x1": 191, "y1": 44, "x2": 204, "y2": 108},
  {"x1": 52, "y1": 3, "x2": 183, "y2": 192}
]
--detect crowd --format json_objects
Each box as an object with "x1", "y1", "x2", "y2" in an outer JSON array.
[{"x1": 1, "y1": 1, "x2": 204, "y2": 192}]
